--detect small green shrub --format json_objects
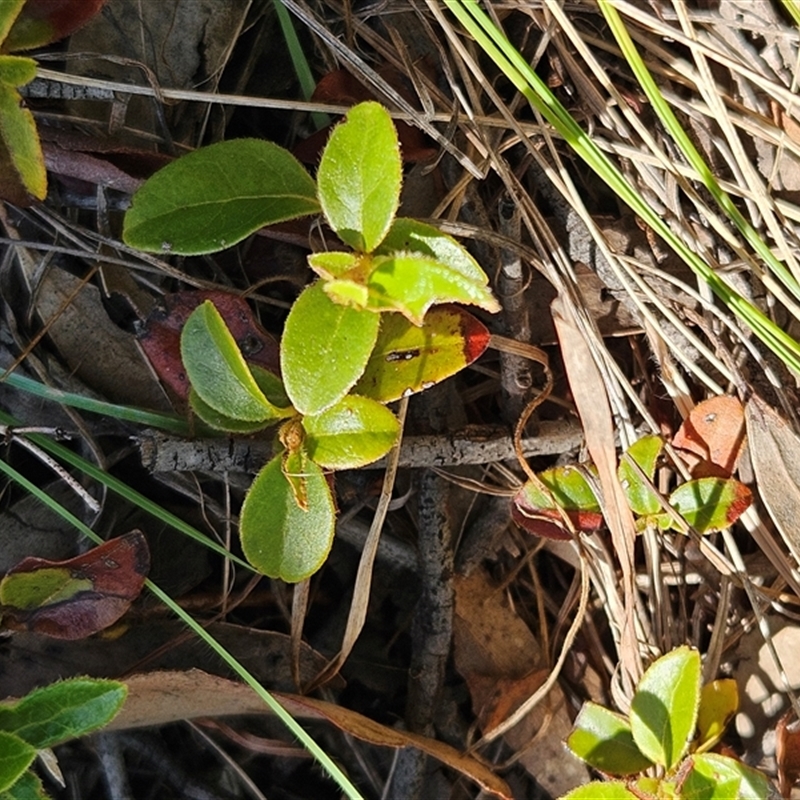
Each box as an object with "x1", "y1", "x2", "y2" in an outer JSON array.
[
  {"x1": 123, "y1": 101, "x2": 500, "y2": 581},
  {"x1": 562, "y1": 647, "x2": 771, "y2": 800}
]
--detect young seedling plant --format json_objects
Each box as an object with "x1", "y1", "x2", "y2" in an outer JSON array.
[
  {"x1": 512, "y1": 432, "x2": 752, "y2": 541},
  {"x1": 123, "y1": 101, "x2": 500, "y2": 582},
  {"x1": 561, "y1": 646, "x2": 773, "y2": 800}
]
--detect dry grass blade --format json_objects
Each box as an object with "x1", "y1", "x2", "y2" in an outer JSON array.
[{"x1": 551, "y1": 294, "x2": 641, "y2": 688}]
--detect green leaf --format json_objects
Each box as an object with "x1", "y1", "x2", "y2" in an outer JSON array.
[
  {"x1": 567, "y1": 702, "x2": 653, "y2": 776},
  {"x1": 618, "y1": 435, "x2": 663, "y2": 516},
  {"x1": 354, "y1": 305, "x2": 490, "y2": 403},
  {"x1": 181, "y1": 301, "x2": 280, "y2": 422},
  {"x1": 281, "y1": 281, "x2": 380, "y2": 415},
  {"x1": 0, "y1": 770, "x2": 46, "y2": 800},
  {"x1": 317, "y1": 101, "x2": 401, "y2": 252},
  {"x1": 303, "y1": 395, "x2": 399, "y2": 469},
  {"x1": 366, "y1": 252, "x2": 500, "y2": 325},
  {"x1": 0, "y1": 57, "x2": 46, "y2": 203},
  {"x1": 376, "y1": 218, "x2": 490, "y2": 286},
  {"x1": 629, "y1": 646, "x2": 701, "y2": 770},
  {"x1": 188, "y1": 389, "x2": 271, "y2": 433},
  {"x1": 526, "y1": 465, "x2": 601, "y2": 512},
  {"x1": 0, "y1": 733, "x2": 35, "y2": 794},
  {"x1": 0, "y1": 679, "x2": 127, "y2": 749},
  {"x1": 123, "y1": 139, "x2": 319, "y2": 255},
  {"x1": 559, "y1": 782, "x2": 638, "y2": 800},
  {"x1": 308, "y1": 251, "x2": 362, "y2": 281},
  {"x1": 240, "y1": 454, "x2": 336, "y2": 582},
  {"x1": 667, "y1": 478, "x2": 753, "y2": 534},
  {"x1": 696, "y1": 679, "x2": 738, "y2": 753},
  {"x1": 188, "y1": 365, "x2": 292, "y2": 433},
  {"x1": 681, "y1": 754, "x2": 773, "y2": 800},
  {"x1": 0, "y1": 1, "x2": 25, "y2": 45}
]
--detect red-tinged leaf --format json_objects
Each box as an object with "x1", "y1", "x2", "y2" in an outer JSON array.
[
  {"x1": 4, "y1": 0, "x2": 108, "y2": 52},
  {"x1": 512, "y1": 467, "x2": 604, "y2": 539},
  {"x1": 673, "y1": 396, "x2": 745, "y2": 478},
  {"x1": 667, "y1": 478, "x2": 752, "y2": 534},
  {"x1": 777, "y1": 712, "x2": 800, "y2": 799},
  {"x1": 354, "y1": 305, "x2": 490, "y2": 403},
  {"x1": 137, "y1": 291, "x2": 280, "y2": 404},
  {"x1": 0, "y1": 531, "x2": 150, "y2": 640}
]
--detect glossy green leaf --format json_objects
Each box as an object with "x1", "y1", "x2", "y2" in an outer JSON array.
[
  {"x1": 123, "y1": 139, "x2": 319, "y2": 255},
  {"x1": 281, "y1": 281, "x2": 379, "y2": 415},
  {"x1": 366, "y1": 252, "x2": 500, "y2": 325},
  {"x1": 0, "y1": 679, "x2": 127, "y2": 749},
  {"x1": 188, "y1": 389, "x2": 272, "y2": 433},
  {"x1": 524, "y1": 466, "x2": 601, "y2": 512},
  {"x1": 303, "y1": 395, "x2": 399, "y2": 469},
  {"x1": 354, "y1": 305, "x2": 490, "y2": 403},
  {"x1": 681, "y1": 753, "x2": 773, "y2": 800},
  {"x1": 512, "y1": 466, "x2": 604, "y2": 540},
  {"x1": 376, "y1": 218, "x2": 490, "y2": 285},
  {"x1": 559, "y1": 782, "x2": 637, "y2": 800},
  {"x1": 188, "y1": 364, "x2": 292, "y2": 433},
  {"x1": 317, "y1": 101, "x2": 401, "y2": 252},
  {"x1": 630, "y1": 646, "x2": 701, "y2": 770},
  {"x1": 567, "y1": 702, "x2": 653, "y2": 776},
  {"x1": 181, "y1": 301, "x2": 279, "y2": 422},
  {"x1": 618, "y1": 435, "x2": 663, "y2": 516},
  {"x1": 308, "y1": 251, "x2": 362, "y2": 281},
  {"x1": 240, "y1": 454, "x2": 336, "y2": 583},
  {"x1": 0, "y1": 733, "x2": 34, "y2": 794},
  {"x1": 0, "y1": 57, "x2": 46, "y2": 203},
  {"x1": 696, "y1": 679, "x2": 738, "y2": 753},
  {"x1": 0, "y1": 770, "x2": 46, "y2": 800},
  {"x1": 667, "y1": 478, "x2": 753, "y2": 534},
  {"x1": 0, "y1": 0, "x2": 26, "y2": 43}
]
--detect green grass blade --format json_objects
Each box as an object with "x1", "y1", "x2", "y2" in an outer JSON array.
[
  {"x1": 2, "y1": 371, "x2": 190, "y2": 435},
  {"x1": 0, "y1": 455, "x2": 365, "y2": 800},
  {"x1": 0, "y1": 408, "x2": 251, "y2": 569},
  {"x1": 443, "y1": 0, "x2": 800, "y2": 373},
  {"x1": 598, "y1": 0, "x2": 800, "y2": 301},
  {"x1": 273, "y1": 0, "x2": 328, "y2": 130}
]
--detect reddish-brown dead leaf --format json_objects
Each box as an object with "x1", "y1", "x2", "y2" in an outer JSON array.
[
  {"x1": 673, "y1": 396, "x2": 745, "y2": 478},
  {"x1": 0, "y1": 531, "x2": 149, "y2": 640},
  {"x1": 138, "y1": 291, "x2": 280, "y2": 404}
]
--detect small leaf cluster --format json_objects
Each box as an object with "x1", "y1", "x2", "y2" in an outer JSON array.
[
  {"x1": 513, "y1": 435, "x2": 752, "y2": 540},
  {"x1": 563, "y1": 647, "x2": 771, "y2": 800},
  {"x1": 124, "y1": 102, "x2": 499, "y2": 582},
  {"x1": 0, "y1": 678, "x2": 126, "y2": 799}
]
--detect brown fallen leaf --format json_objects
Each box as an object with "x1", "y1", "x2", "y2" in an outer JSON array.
[{"x1": 108, "y1": 669, "x2": 512, "y2": 800}]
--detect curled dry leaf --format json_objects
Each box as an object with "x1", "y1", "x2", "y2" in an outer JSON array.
[
  {"x1": 672, "y1": 396, "x2": 745, "y2": 478},
  {"x1": 110, "y1": 669, "x2": 512, "y2": 800},
  {"x1": 0, "y1": 531, "x2": 150, "y2": 640}
]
